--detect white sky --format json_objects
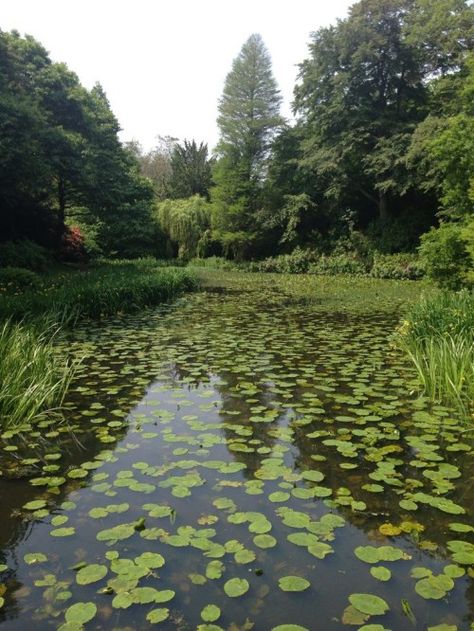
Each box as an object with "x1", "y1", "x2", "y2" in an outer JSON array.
[{"x1": 1, "y1": 0, "x2": 354, "y2": 152}]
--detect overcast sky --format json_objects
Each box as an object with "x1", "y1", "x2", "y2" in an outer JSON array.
[{"x1": 2, "y1": 0, "x2": 354, "y2": 152}]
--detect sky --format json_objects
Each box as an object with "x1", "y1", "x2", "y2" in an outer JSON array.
[{"x1": 1, "y1": 0, "x2": 355, "y2": 152}]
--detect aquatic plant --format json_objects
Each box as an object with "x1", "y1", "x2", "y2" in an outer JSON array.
[
  {"x1": 0, "y1": 320, "x2": 75, "y2": 428},
  {"x1": 396, "y1": 291, "x2": 474, "y2": 417},
  {"x1": 0, "y1": 260, "x2": 197, "y2": 322}
]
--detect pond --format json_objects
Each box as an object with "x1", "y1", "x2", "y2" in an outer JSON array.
[{"x1": 0, "y1": 273, "x2": 473, "y2": 631}]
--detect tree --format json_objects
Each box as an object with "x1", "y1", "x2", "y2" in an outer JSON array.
[
  {"x1": 294, "y1": 0, "x2": 428, "y2": 225},
  {"x1": 156, "y1": 195, "x2": 210, "y2": 259},
  {"x1": 211, "y1": 34, "x2": 283, "y2": 257},
  {"x1": 0, "y1": 30, "x2": 158, "y2": 258},
  {"x1": 408, "y1": 54, "x2": 474, "y2": 217},
  {"x1": 169, "y1": 140, "x2": 213, "y2": 199}
]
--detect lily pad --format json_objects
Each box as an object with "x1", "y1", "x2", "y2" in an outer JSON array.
[
  {"x1": 349, "y1": 593, "x2": 390, "y2": 615},
  {"x1": 278, "y1": 576, "x2": 310, "y2": 592},
  {"x1": 224, "y1": 578, "x2": 249, "y2": 597}
]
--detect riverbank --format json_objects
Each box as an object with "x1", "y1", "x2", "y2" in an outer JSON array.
[{"x1": 0, "y1": 259, "x2": 198, "y2": 428}]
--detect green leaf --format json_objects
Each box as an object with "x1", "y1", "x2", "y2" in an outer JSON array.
[
  {"x1": 201, "y1": 604, "x2": 221, "y2": 622},
  {"x1": 253, "y1": 534, "x2": 277, "y2": 549},
  {"x1": 278, "y1": 576, "x2": 310, "y2": 592},
  {"x1": 76, "y1": 563, "x2": 108, "y2": 585},
  {"x1": 24, "y1": 552, "x2": 48, "y2": 565},
  {"x1": 370, "y1": 566, "x2": 391, "y2": 581},
  {"x1": 64, "y1": 602, "x2": 97, "y2": 625},
  {"x1": 224, "y1": 578, "x2": 249, "y2": 597},
  {"x1": 146, "y1": 608, "x2": 170, "y2": 624},
  {"x1": 349, "y1": 593, "x2": 390, "y2": 615}
]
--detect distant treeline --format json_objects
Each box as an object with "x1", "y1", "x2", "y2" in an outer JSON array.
[{"x1": 1, "y1": 0, "x2": 473, "y2": 284}]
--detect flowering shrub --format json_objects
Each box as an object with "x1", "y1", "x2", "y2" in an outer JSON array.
[{"x1": 60, "y1": 226, "x2": 88, "y2": 263}]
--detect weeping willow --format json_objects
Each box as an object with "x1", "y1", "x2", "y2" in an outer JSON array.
[{"x1": 156, "y1": 195, "x2": 211, "y2": 259}]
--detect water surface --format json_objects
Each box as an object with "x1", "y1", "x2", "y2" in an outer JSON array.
[{"x1": 0, "y1": 274, "x2": 472, "y2": 631}]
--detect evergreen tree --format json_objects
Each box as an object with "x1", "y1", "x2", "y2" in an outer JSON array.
[{"x1": 212, "y1": 34, "x2": 282, "y2": 258}]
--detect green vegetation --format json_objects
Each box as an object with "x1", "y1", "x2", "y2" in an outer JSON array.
[
  {"x1": 0, "y1": 259, "x2": 197, "y2": 322},
  {"x1": 0, "y1": 320, "x2": 74, "y2": 428},
  {"x1": 396, "y1": 291, "x2": 474, "y2": 417}
]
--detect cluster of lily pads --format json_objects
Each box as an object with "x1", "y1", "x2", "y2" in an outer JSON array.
[{"x1": 0, "y1": 278, "x2": 472, "y2": 630}]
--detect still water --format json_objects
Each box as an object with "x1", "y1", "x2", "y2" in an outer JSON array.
[{"x1": 0, "y1": 275, "x2": 472, "y2": 630}]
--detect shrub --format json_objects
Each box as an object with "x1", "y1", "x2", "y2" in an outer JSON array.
[
  {"x1": 188, "y1": 256, "x2": 238, "y2": 270},
  {"x1": 370, "y1": 253, "x2": 425, "y2": 280},
  {"x1": 0, "y1": 239, "x2": 51, "y2": 271},
  {"x1": 60, "y1": 225, "x2": 88, "y2": 263},
  {"x1": 252, "y1": 248, "x2": 316, "y2": 274},
  {"x1": 0, "y1": 267, "x2": 42, "y2": 293},
  {"x1": 310, "y1": 253, "x2": 367, "y2": 276},
  {"x1": 418, "y1": 220, "x2": 474, "y2": 290}
]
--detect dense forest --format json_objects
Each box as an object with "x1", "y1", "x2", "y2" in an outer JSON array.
[{"x1": 1, "y1": 0, "x2": 473, "y2": 288}]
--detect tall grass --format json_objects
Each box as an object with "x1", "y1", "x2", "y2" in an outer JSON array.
[
  {"x1": 0, "y1": 260, "x2": 197, "y2": 322},
  {"x1": 0, "y1": 320, "x2": 75, "y2": 429},
  {"x1": 396, "y1": 291, "x2": 474, "y2": 418}
]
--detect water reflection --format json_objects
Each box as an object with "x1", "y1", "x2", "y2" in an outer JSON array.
[{"x1": 0, "y1": 282, "x2": 472, "y2": 630}]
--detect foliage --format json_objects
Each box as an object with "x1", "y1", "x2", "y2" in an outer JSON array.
[
  {"x1": 310, "y1": 254, "x2": 367, "y2": 277},
  {"x1": 212, "y1": 34, "x2": 283, "y2": 255},
  {"x1": 251, "y1": 248, "x2": 316, "y2": 274},
  {"x1": 0, "y1": 260, "x2": 197, "y2": 322},
  {"x1": 169, "y1": 140, "x2": 213, "y2": 199},
  {"x1": 408, "y1": 55, "x2": 474, "y2": 218},
  {"x1": 370, "y1": 253, "x2": 425, "y2": 280},
  {"x1": 396, "y1": 290, "x2": 474, "y2": 416},
  {"x1": 0, "y1": 239, "x2": 51, "y2": 271},
  {"x1": 156, "y1": 196, "x2": 211, "y2": 259},
  {"x1": 60, "y1": 225, "x2": 88, "y2": 263},
  {"x1": 0, "y1": 267, "x2": 42, "y2": 293},
  {"x1": 0, "y1": 31, "x2": 156, "y2": 258},
  {"x1": 418, "y1": 219, "x2": 474, "y2": 290},
  {"x1": 0, "y1": 320, "x2": 75, "y2": 428},
  {"x1": 188, "y1": 256, "x2": 239, "y2": 270}
]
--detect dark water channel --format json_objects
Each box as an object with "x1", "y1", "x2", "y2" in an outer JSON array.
[{"x1": 0, "y1": 278, "x2": 473, "y2": 630}]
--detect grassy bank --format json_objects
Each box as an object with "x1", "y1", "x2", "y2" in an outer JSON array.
[
  {"x1": 0, "y1": 258, "x2": 197, "y2": 322},
  {"x1": 0, "y1": 320, "x2": 75, "y2": 429},
  {"x1": 396, "y1": 291, "x2": 474, "y2": 418},
  {"x1": 0, "y1": 258, "x2": 198, "y2": 428}
]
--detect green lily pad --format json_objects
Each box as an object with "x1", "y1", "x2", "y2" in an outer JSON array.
[
  {"x1": 76, "y1": 563, "x2": 108, "y2": 585},
  {"x1": 64, "y1": 602, "x2": 97, "y2": 625},
  {"x1": 224, "y1": 578, "x2": 249, "y2": 597},
  {"x1": 146, "y1": 608, "x2": 169, "y2": 623},
  {"x1": 349, "y1": 593, "x2": 390, "y2": 615},
  {"x1": 278, "y1": 576, "x2": 310, "y2": 592},
  {"x1": 253, "y1": 534, "x2": 277, "y2": 549},
  {"x1": 24, "y1": 553, "x2": 48, "y2": 565},
  {"x1": 201, "y1": 604, "x2": 221, "y2": 622},
  {"x1": 370, "y1": 566, "x2": 391, "y2": 581}
]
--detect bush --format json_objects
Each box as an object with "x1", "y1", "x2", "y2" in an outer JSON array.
[
  {"x1": 60, "y1": 225, "x2": 88, "y2": 263},
  {"x1": 0, "y1": 267, "x2": 42, "y2": 294},
  {"x1": 0, "y1": 239, "x2": 51, "y2": 271},
  {"x1": 188, "y1": 256, "x2": 239, "y2": 270},
  {"x1": 252, "y1": 248, "x2": 316, "y2": 274},
  {"x1": 370, "y1": 253, "x2": 425, "y2": 280},
  {"x1": 419, "y1": 220, "x2": 474, "y2": 290},
  {"x1": 310, "y1": 253, "x2": 367, "y2": 276}
]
